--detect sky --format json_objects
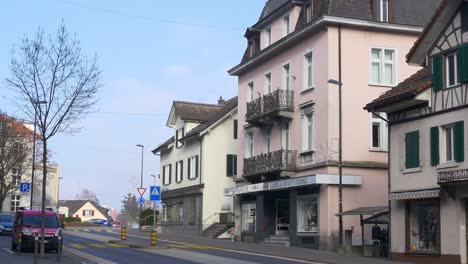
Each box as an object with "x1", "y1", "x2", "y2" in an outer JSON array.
[{"x1": 0, "y1": 0, "x2": 265, "y2": 210}]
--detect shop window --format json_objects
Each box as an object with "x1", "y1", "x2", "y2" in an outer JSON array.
[
  {"x1": 166, "y1": 202, "x2": 183, "y2": 223},
  {"x1": 297, "y1": 195, "x2": 318, "y2": 233},
  {"x1": 241, "y1": 202, "x2": 256, "y2": 232},
  {"x1": 187, "y1": 198, "x2": 196, "y2": 225},
  {"x1": 407, "y1": 200, "x2": 440, "y2": 253}
]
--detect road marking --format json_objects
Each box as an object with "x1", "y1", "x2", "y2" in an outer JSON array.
[
  {"x1": 64, "y1": 247, "x2": 117, "y2": 264},
  {"x1": 73, "y1": 229, "x2": 79, "y2": 232},
  {"x1": 2, "y1": 248, "x2": 14, "y2": 254},
  {"x1": 88, "y1": 243, "x2": 106, "y2": 248},
  {"x1": 105, "y1": 243, "x2": 125, "y2": 248},
  {"x1": 167, "y1": 244, "x2": 222, "y2": 250},
  {"x1": 95, "y1": 229, "x2": 102, "y2": 232},
  {"x1": 83, "y1": 229, "x2": 90, "y2": 232},
  {"x1": 106, "y1": 229, "x2": 113, "y2": 233},
  {"x1": 69, "y1": 244, "x2": 88, "y2": 249}
]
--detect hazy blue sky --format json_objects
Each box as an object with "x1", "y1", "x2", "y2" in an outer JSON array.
[{"x1": 0, "y1": 0, "x2": 264, "y2": 210}]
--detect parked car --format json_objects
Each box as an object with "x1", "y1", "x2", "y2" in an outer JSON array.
[
  {"x1": 0, "y1": 213, "x2": 14, "y2": 236},
  {"x1": 11, "y1": 209, "x2": 63, "y2": 252},
  {"x1": 95, "y1": 219, "x2": 113, "y2": 227}
]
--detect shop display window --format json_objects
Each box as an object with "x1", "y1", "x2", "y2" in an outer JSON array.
[
  {"x1": 297, "y1": 195, "x2": 318, "y2": 233},
  {"x1": 408, "y1": 200, "x2": 440, "y2": 253}
]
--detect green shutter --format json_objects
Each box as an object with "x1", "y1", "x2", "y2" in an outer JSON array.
[
  {"x1": 195, "y1": 156, "x2": 199, "y2": 178},
  {"x1": 187, "y1": 158, "x2": 191, "y2": 178},
  {"x1": 461, "y1": 45, "x2": 468, "y2": 82},
  {"x1": 430, "y1": 127, "x2": 440, "y2": 166},
  {"x1": 233, "y1": 155, "x2": 237, "y2": 176},
  {"x1": 433, "y1": 55, "x2": 443, "y2": 92},
  {"x1": 405, "y1": 131, "x2": 420, "y2": 169},
  {"x1": 454, "y1": 121, "x2": 465, "y2": 162},
  {"x1": 234, "y1": 120, "x2": 238, "y2": 139},
  {"x1": 226, "y1": 155, "x2": 233, "y2": 177}
]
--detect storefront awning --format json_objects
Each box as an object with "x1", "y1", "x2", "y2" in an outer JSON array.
[
  {"x1": 389, "y1": 189, "x2": 440, "y2": 200},
  {"x1": 337, "y1": 206, "x2": 388, "y2": 216}
]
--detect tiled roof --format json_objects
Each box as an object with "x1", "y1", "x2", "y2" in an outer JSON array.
[
  {"x1": 181, "y1": 97, "x2": 238, "y2": 141},
  {"x1": 0, "y1": 114, "x2": 35, "y2": 136},
  {"x1": 365, "y1": 67, "x2": 433, "y2": 111},
  {"x1": 258, "y1": 0, "x2": 289, "y2": 21},
  {"x1": 151, "y1": 137, "x2": 175, "y2": 154},
  {"x1": 173, "y1": 101, "x2": 222, "y2": 123},
  {"x1": 58, "y1": 200, "x2": 111, "y2": 221}
]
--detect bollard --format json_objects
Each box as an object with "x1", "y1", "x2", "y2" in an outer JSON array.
[
  {"x1": 150, "y1": 231, "x2": 157, "y2": 246},
  {"x1": 34, "y1": 233, "x2": 38, "y2": 264},
  {"x1": 57, "y1": 230, "x2": 63, "y2": 263},
  {"x1": 120, "y1": 227, "x2": 127, "y2": 240},
  {"x1": 17, "y1": 233, "x2": 22, "y2": 254}
]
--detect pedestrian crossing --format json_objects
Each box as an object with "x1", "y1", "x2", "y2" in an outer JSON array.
[
  {"x1": 66, "y1": 243, "x2": 126, "y2": 249},
  {"x1": 69, "y1": 228, "x2": 116, "y2": 233}
]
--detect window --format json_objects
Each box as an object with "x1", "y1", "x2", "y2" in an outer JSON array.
[
  {"x1": 370, "y1": 48, "x2": 396, "y2": 86},
  {"x1": 304, "y1": 52, "x2": 314, "y2": 90},
  {"x1": 376, "y1": 0, "x2": 389, "y2": 22},
  {"x1": 241, "y1": 202, "x2": 256, "y2": 232},
  {"x1": 162, "y1": 164, "x2": 172, "y2": 185},
  {"x1": 165, "y1": 202, "x2": 183, "y2": 223},
  {"x1": 12, "y1": 168, "x2": 21, "y2": 186},
  {"x1": 176, "y1": 127, "x2": 185, "y2": 148},
  {"x1": 82, "y1": 210, "x2": 94, "y2": 217},
  {"x1": 233, "y1": 119, "x2": 238, "y2": 139},
  {"x1": 302, "y1": 111, "x2": 314, "y2": 151},
  {"x1": 264, "y1": 73, "x2": 272, "y2": 94},
  {"x1": 264, "y1": 27, "x2": 272, "y2": 47},
  {"x1": 282, "y1": 63, "x2": 290, "y2": 90},
  {"x1": 226, "y1": 154, "x2": 237, "y2": 177},
  {"x1": 249, "y1": 41, "x2": 254, "y2": 57},
  {"x1": 264, "y1": 127, "x2": 271, "y2": 153},
  {"x1": 10, "y1": 195, "x2": 20, "y2": 212},
  {"x1": 175, "y1": 160, "x2": 183, "y2": 183},
  {"x1": 247, "y1": 82, "x2": 254, "y2": 102},
  {"x1": 443, "y1": 126, "x2": 454, "y2": 162},
  {"x1": 283, "y1": 15, "x2": 290, "y2": 36},
  {"x1": 187, "y1": 156, "x2": 199, "y2": 180},
  {"x1": 405, "y1": 131, "x2": 420, "y2": 169},
  {"x1": 371, "y1": 113, "x2": 388, "y2": 150},
  {"x1": 446, "y1": 52, "x2": 460, "y2": 88},
  {"x1": 187, "y1": 198, "x2": 196, "y2": 225},
  {"x1": 306, "y1": 3, "x2": 313, "y2": 23},
  {"x1": 407, "y1": 200, "x2": 439, "y2": 253},
  {"x1": 282, "y1": 122, "x2": 290, "y2": 151},
  {"x1": 297, "y1": 195, "x2": 318, "y2": 233},
  {"x1": 245, "y1": 132, "x2": 254, "y2": 158}
]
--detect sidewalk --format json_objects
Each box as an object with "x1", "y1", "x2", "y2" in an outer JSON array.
[
  {"x1": 126, "y1": 229, "x2": 408, "y2": 264},
  {"x1": 6, "y1": 251, "x2": 96, "y2": 264}
]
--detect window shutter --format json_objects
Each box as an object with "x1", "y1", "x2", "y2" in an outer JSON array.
[
  {"x1": 234, "y1": 155, "x2": 237, "y2": 176},
  {"x1": 92, "y1": 210, "x2": 94, "y2": 216},
  {"x1": 432, "y1": 55, "x2": 443, "y2": 92},
  {"x1": 82, "y1": 210, "x2": 85, "y2": 216},
  {"x1": 405, "y1": 131, "x2": 420, "y2": 169},
  {"x1": 180, "y1": 160, "x2": 184, "y2": 181},
  {"x1": 169, "y1": 165, "x2": 172, "y2": 184},
  {"x1": 187, "y1": 158, "x2": 191, "y2": 179},
  {"x1": 461, "y1": 45, "x2": 468, "y2": 82},
  {"x1": 430, "y1": 127, "x2": 440, "y2": 166},
  {"x1": 226, "y1": 155, "x2": 233, "y2": 176},
  {"x1": 195, "y1": 156, "x2": 199, "y2": 178},
  {"x1": 234, "y1": 120, "x2": 238, "y2": 139},
  {"x1": 454, "y1": 121, "x2": 465, "y2": 162}
]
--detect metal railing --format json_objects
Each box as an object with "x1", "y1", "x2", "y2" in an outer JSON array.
[
  {"x1": 243, "y1": 149, "x2": 297, "y2": 177},
  {"x1": 246, "y1": 97, "x2": 262, "y2": 121},
  {"x1": 203, "y1": 212, "x2": 235, "y2": 225},
  {"x1": 245, "y1": 90, "x2": 294, "y2": 123},
  {"x1": 438, "y1": 168, "x2": 468, "y2": 183}
]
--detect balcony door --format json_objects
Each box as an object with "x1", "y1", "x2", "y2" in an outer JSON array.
[{"x1": 281, "y1": 122, "x2": 290, "y2": 151}]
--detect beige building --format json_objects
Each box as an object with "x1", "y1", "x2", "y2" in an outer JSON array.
[{"x1": 58, "y1": 200, "x2": 110, "y2": 222}]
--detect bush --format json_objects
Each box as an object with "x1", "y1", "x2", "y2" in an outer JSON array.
[{"x1": 63, "y1": 217, "x2": 82, "y2": 223}]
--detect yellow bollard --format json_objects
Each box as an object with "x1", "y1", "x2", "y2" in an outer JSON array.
[
  {"x1": 150, "y1": 231, "x2": 157, "y2": 246},
  {"x1": 120, "y1": 227, "x2": 127, "y2": 240}
]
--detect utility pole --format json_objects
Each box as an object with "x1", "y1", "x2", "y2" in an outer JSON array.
[{"x1": 136, "y1": 144, "x2": 144, "y2": 231}]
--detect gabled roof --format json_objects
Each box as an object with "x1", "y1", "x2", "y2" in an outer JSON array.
[
  {"x1": 181, "y1": 97, "x2": 238, "y2": 141},
  {"x1": 151, "y1": 136, "x2": 175, "y2": 154},
  {"x1": 166, "y1": 101, "x2": 222, "y2": 127},
  {"x1": 258, "y1": 0, "x2": 289, "y2": 22},
  {"x1": 0, "y1": 114, "x2": 35, "y2": 136},
  {"x1": 58, "y1": 200, "x2": 110, "y2": 221},
  {"x1": 364, "y1": 67, "x2": 433, "y2": 112}
]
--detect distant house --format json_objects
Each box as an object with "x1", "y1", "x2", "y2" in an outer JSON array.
[{"x1": 58, "y1": 200, "x2": 111, "y2": 222}]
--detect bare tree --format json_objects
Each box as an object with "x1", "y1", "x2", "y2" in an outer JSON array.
[
  {"x1": 0, "y1": 114, "x2": 33, "y2": 212},
  {"x1": 6, "y1": 23, "x2": 101, "y2": 255},
  {"x1": 75, "y1": 188, "x2": 99, "y2": 204}
]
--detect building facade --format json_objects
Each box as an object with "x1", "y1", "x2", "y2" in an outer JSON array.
[
  {"x1": 227, "y1": 0, "x2": 440, "y2": 250},
  {"x1": 366, "y1": 1, "x2": 468, "y2": 263},
  {"x1": 152, "y1": 97, "x2": 238, "y2": 235}
]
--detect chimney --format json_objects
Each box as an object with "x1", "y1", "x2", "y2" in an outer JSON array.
[{"x1": 218, "y1": 96, "x2": 225, "y2": 105}]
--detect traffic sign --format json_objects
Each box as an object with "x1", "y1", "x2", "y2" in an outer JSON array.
[
  {"x1": 20, "y1": 183, "x2": 30, "y2": 193},
  {"x1": 149, "y1": 186, "x2": 160, "y2": 202},
  {"x1": 137, "y1": 187, "x2": 146, "y2": 197},
  {"x1": 138, "y1": 197, "x2": 146, "y2": 204}
]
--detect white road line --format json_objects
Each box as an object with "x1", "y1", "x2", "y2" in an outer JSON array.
[
  {"x1": 64, "y1": 248, "x2": 117, "y2": 264},
  {"x1": 2, "y1": 248, "x2": 14, "y2": 254}
]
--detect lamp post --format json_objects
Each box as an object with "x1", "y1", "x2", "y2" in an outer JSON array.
[
  {"x1": 30, "y1": 100, "x2": 47, "y2": 209},
  {"x1": 328, "y1": 78, "x2": 343, "y2": 246},
  {"x1": 136, "y1": 144, "x2": 144, "y2": 231},
  {"x1": 57, "y1": 177, "x2": 63, "y2": 211}
]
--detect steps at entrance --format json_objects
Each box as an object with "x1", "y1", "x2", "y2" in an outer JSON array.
[
  {"x1": 201, "y1": 223, "x2": 233, "y2": 239},
  {"x1": 261, "y1": 235, "x2": 290, "y2": 247}
]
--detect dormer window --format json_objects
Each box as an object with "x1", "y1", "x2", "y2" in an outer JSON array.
[
  {"x1": 176, "y1": 127, "x2": 184, "y2": 148},
  {"x1": 249, "y1": 41, "x2": 254, "y2": 57},
  {"x1": 264, "y1": 27, "x2": 272, "y2": 48},
  {"x1": 306, "y1": 3, "x2": 313, "y2": 23},
  {"x1": 283, "y1": 15, "x2": 290, "y2": 36},
  {"x1": 377, "y1": 0, "x2": 389, "y2": 22},
  {"x1": 446, "y1": 51, "x2": 460, "y2": 88}
]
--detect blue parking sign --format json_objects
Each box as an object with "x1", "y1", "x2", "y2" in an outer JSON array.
[
  {"x1": 149, "y1": 186, "x2": 160, "y2": 202},
  {"x1": 20, "y1": 183, "x2": 30, "y2": 193}
]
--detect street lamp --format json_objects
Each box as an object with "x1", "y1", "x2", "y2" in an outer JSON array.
[
  {"x1": 150, "y1": 174, "x2": 157, "y2": 186},
  {"x1": 136, "y1": 144, "x2": 144, "y2": 231},
  {"x1": 328, "y1": 78, "x2": 343, "y2": 246},
  {"x1": 57, "y1": 177, "x2": 63, "y2": 211},
  {"x1": 30, "y1": 100, "x2": 47, "y2": 209}
]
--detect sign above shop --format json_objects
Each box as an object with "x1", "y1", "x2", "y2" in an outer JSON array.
[{"x1": 224, "y1": 174, "x2": 362, "y2": 196}]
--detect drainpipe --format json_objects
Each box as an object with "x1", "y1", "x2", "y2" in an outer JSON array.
[{"x1": 199, "y1": 136, "x2": 203, "y2": 233}]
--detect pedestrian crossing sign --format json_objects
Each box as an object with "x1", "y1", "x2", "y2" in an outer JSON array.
[{"x1": 150, "y1": 186, "x2": 161, "y2": 202}]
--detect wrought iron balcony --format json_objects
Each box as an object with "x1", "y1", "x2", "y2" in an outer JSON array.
[
  {"x1": 437, "y1": 168, "x2": 468, "y2": 184},
  {"x1": 243, "y1": 149, "x2": 297, "y2": 180},
  {"x1": 245, "y1": 90, "x2": 294, "y2": 124}
]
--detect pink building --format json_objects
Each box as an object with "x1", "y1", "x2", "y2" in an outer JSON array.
[{"x1": 225, "y1": 0, "x2": 440, "y2": 250}]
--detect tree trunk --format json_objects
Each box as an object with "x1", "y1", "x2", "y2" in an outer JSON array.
[{"x1": 40, "y1": 137, "x2": 47, "y2": 256}]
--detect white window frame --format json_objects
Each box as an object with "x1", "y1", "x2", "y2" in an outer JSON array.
[
  {"x1": 282, "y1": 63, "x2": 290, "y2": 91},
  {"x1": 264, "y1": 72, "x2": 272, "y2": 95},
  {"x1": 249, "y1": 41, "x2": 254, "y2": 57},
  {"x1": 302, "y1": 110, "x2": 315, "y2": 152},
  {"x1": 303, "y1": 50, "x2": 314, "y2": 91},
  {"x1": 281, "y1": 122, "x2": 290, "y2": 151},
  {"x1": 83, "y1": 210, "x2": 94, "y2": 217},
  {"x1": 306, "y1": 3, "x2": 312, "y2": 23},
  {"x1": 175, "y1": 160, "x2": 183, "y2": 183},
  {"x1": 264, "y1": 127, "x2": 272, "y2": 153},
  {"x1": 12, "y1": 168, "x2": 21, "y2": 186},
  {"x1": 188, "y1": 156, "x2": 198, "y2": 180},
  {"x1": 10, "y1": 195, "x2": 20, "y2": 212},
  {"x1": 379, "y1": 0, "x2": 389, "y2": 22},
  {"x1": 369, "y1": 47, "x2": 397, "y2": 86},
  {"x1": 245, "y1": 132, "x2": 254, "y2": 158},
  {"x1": 283, "y1": 14, "x2": 290, "y2": 36},
  {"x1": 176, "y1": 127, "x2": 184, "y2": 148},
  {"x1": 442, "y1": 124, "x2": 455, "y2": 162},
  {"x1": 264, "y1": 27, "x2": 272, "y2": 48},
  {"x1": 445, "y1": 51, "x2": 460, "y2": 88},
  {"x1": 247, "y1": 81, "x2": 254, "y2": 102},
  {"x1": 369, "y1": 112, "x2": 388, "y2": 151}
]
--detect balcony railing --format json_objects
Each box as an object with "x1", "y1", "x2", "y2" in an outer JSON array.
[
  {"x1": 243, "y1": 149, "x2": 297, "y2": 177},
  {"x1": 437, "y1": 168, "x2": 468, "y2": 184},
  {"x1": 245, "y1": 90, "x2": 294, "y2": 123}
]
